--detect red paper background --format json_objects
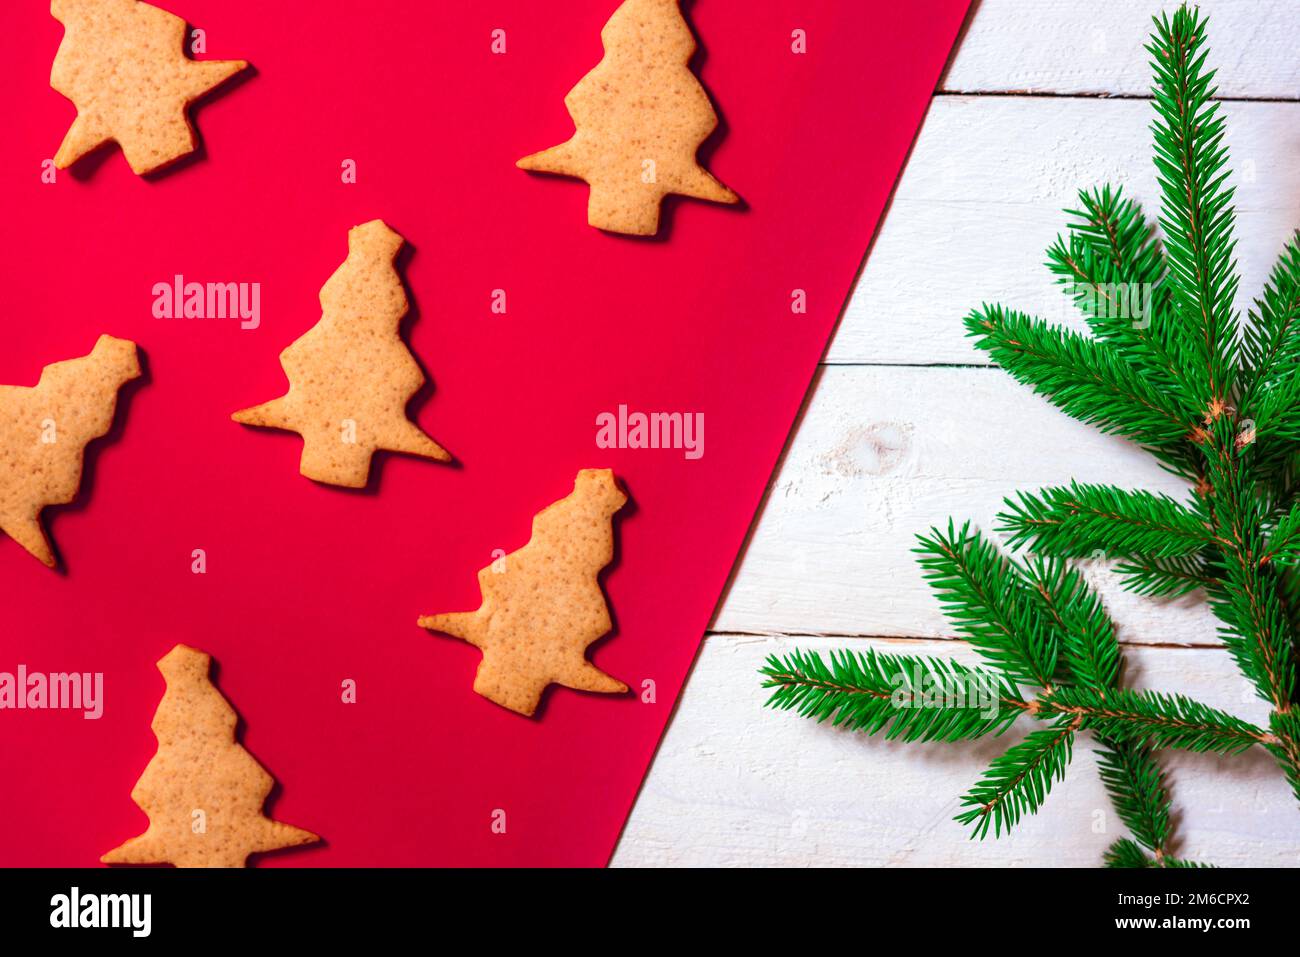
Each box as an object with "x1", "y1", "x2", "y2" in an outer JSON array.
[{"x1": 0, "y1": 0, "x2": 969, "y2": 866}]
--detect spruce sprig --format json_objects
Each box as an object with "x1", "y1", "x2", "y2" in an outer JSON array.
[
  {"x1": 760, "y1": 5, "x2": 1299, "y2": 864},
  {"x1": 954, "y1": 719, "x2": 1077, "y2": 839},
  {"x1": 1045, "y1": 186, "x2": 1179, "y2": 386},
  {"x1": 966, "y1": 304, "x2": 1193, "y2": 461},
  {"x1": 760, "y1": 647, "x2": 1024, "y2": 742},
  {"x1": 1096, "y1": 743, "x2": 1170, "y2": 854},
  {"x1": 1104, "y1": 837, "x2": 1209, "y2": 868},
  {"x1": 1037, "y1": 686, "x2": 1265, "y2": 754},
  {"x1": 1114, "y1": 554, "x2": 1211, "y2": 598},
  {"x1": 999, "y1": 482, "x2": 1217, "y2": 559},
  {"x1": 914, "y1": 521, "x2": 1058, "y2": 687},
  {"x1": 1148, "y1": 7, "x2": 1240, "y2": 406},
  {"x1": 1263, "y1": 500, "x2": 1300, "y2": 565},
  {"x1": 1239, "y1": 236, "x2": 1300, "y2": 413},
  {"x1": 1024, "y1": 556, "x2": 1119, "y2": 691}
]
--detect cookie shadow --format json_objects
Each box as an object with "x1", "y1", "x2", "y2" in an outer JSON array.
[
  {"x1": 144, "y1": 59, "x2": 259, "y2": 182},
  {"x1": 214, "y1": 656, "x2": 330, "y2": 867}
]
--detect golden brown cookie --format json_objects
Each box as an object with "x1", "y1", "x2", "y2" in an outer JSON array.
[
  {"x1": 0, "y1": 335, "x2": 140, "y2": 568},
  {"x1": 233, "y1": 219, "x2": 451, "y2": 488},
  {"x1": 50, "y1": 0, "x2": 249, "y2": 175},
  {"x1": 102, "y1": 644, "x2": 319, "y2": 868},
  {"x1": 517, "y1": 0, "x2": 738, "y2": 236},
  {"x1": 419, "y1": 469, "x2": 630, "y2": 717}
]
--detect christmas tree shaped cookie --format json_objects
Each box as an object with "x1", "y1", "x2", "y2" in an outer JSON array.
[
  {"x1": 102, "y1": 644, "x2": 319, "y2": 868},
  {"x1": 50, "y1": 0, "x2": 249, "y2": 175},
  {"x1": 517, "y1": 0, "x2": 738, "y2": 235},
  {"x1": 419, "y1": 469, "x2": 630, "y2": 716},
  {"x1": 0, "y1": 335, "x2": 140, "y2": 568},
  {"x1": 233, "y1": 219, "x2": 451, "y2": 488}
]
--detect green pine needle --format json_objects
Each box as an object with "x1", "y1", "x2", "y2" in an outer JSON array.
[
  {"x1": 1000, "y1": 482, "x2": 1215, "y2": 559},
  {"x1": 1104, "y1": 838, "x2": 1154, "y2": 868},
  {"x1": 914, "y1": 521, "x2": 1059, "y2": 688},
  {"x1": 1023, "y1": 556, "x2": 1122, "y2": 691},
  {"x1": 1114, "y1": 555, "x2": 1213, "y2": 598},
  {"x1": 1201, "y1": 425, "x2": 1298, "y2": 708},
  {"x1": 1104, "y1": 837, "x2": 1212, "y2": 868},
  {"x1": 1240, "y1": 233, "x2": 1300, "y2": 414},
  {"x1": 1039, "y1": 686, "x2": 1265, "y2": 755},
  {"x1": 1149, "y1": 5, "x2": 1240, "y2": 405},
  {"x1": 1046, "y1": 186, "x2": 1190, "y2": 413},
  {"x1": 956, "y1": 719, "x2": 1076, "y2": 839},
  {"x1": 1263, "y1": 500, "x2": 1300, "y2": 566},
  {"x1": 1248, "y1": 369, "x2": 1300, "y2": 449},
  {"x1": 965, "y1": 304, "x2": 1193, "y2": 462},
  {"x1": 1096, "y1": 741, "x2": 1170, "y2": 853},
  {"x1": 1265, "y1": 710, "x2": 1300, "y2": 802},
  {"x1": 759, "y1": 648, "x2": 1025, "y2": 743}
]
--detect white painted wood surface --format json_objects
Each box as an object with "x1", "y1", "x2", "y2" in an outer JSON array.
[
  {"x1": 830, "y1": 96, "x2": 1300, "y2": 367},
  {"x1": 943, "y1": 0, "x2": 1300, "y2": 99},
  {"x1": 620, "y1": 638, "x2": 1294, "y2": 867},
  {"x1": 614, "y1": 0, "x2": 1300, "y2": 866}
]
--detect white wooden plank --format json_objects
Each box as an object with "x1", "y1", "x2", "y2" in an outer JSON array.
[
  {"x1": 828, "y1": 95, "x2": 1300, "y2": 366},
  {"x1": 713, "y1": 365, "x2": 1221, "y2": 644},
  {"x1": 944, "y1": 0, "x2": 1300, "y2": 99},
  {"x1": 615, "y1": 634, "x2": 1297, "y2": 867}
]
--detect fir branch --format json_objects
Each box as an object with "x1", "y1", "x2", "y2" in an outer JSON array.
[
  {"x1": 1096, "y1": 741, "x2": 1170, "y2": 853},
  {"x1": 1104, "y1": 837, "x2": 1154, "y2": 868},
  {"x1": 965, "y1": 305, "x2": 1193, "y2": 462},
  {"x1": 1273, "y1": 562, "x2": 1300, "y2": 653},
  {"x1": 1039, "y1": 685, "x2": 1266, "y2": 755},
  {"x1": 1046, "y1": 186, "x2": 1188, "y2": 408},
  {"x1": 1265, "y1": 710, "x2": 1300, "y2": 802},
  {"x1": 1115, "y1": 554, "x2": 1213, "y2": 598},
  {"x1": 1240, "y1": 233, "x2": 1300, "y2": 412},
  {"x1": 1262, "y1": 500, "x2": 1300, "y2": 567},
  {"x1": 956, "y1": 719, "x2": 1077, "y2": 839},
  {"x1": 1200, "y1": 423, "x2": 1298, "y2": 709},
  {"x1": 759, "y1": 648, "x2": 1025, "y2": 743},
  {"x1": 1148, "y1": 6, "x2": 1240, "y2": 406},
  {"x1": 1050, "y1": 187, "x2": 1169, "y2": 334},
  {"x1": 915, "y1": 522, "x2": 1058, "y2": 688},
  {"x1": 1245, "y1": 371, "x2": 1300, "y2": 450},
  {"x1": 1000, "y1": 482, "x2": 1215, "y2": 558},
  {"x1": 1104, "y1": 837, "x2": 1211, "y2": 868},
  {"x1": 1031, "y1": 563, "x2": 1184, "y2": 862},
  {"x1": 1023, "y1": 556, "x2": 1122, "y2": 691}
]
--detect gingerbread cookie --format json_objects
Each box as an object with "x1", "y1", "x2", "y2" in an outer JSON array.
[
  {"x1": 0, "y1": 335, "x2": 140, "y2": 568},
  {"x1": 517, "y1": 0, "x2": 738, "y2": 236},
  {"x1": 419, "y1": 469, "x2": 630, "y2": 716},
  {"x1": 102, "y1": 644, "x2": 319, "y2": 868},
  {"x1": 233, "y1": 219, "x2": 451, "y2": 488},
  {"x1": 50, "y1": 0, "x2": 249, "y2": 175}
]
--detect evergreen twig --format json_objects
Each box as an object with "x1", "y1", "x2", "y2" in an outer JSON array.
[
  {"x1": 759, "y1": 648, "x2": 1024, "y2": 742},
  {"x1": 1000, "y1": 482, "x2": 1217, "y2": 559},
  {"x1": 955, "y1": 719, "x2": 1077, "y2": 839},
  {"x1": 915, "y1": 522, "x2": 1058, "y2": 688}
]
